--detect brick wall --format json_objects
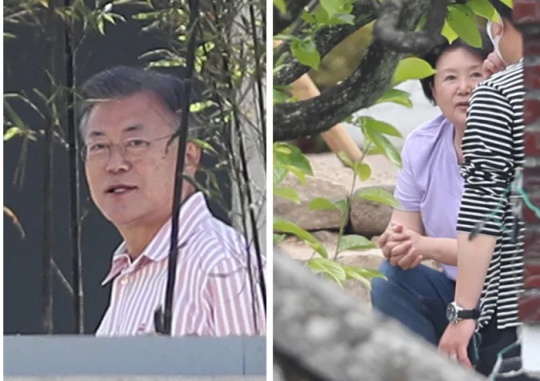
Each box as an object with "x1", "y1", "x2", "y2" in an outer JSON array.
[{"x1": 515, "y1": 0, "x2": 540, "y2": 324}]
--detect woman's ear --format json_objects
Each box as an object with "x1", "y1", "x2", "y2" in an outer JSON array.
[{"x1": 430, "y1": 82, "x2": 438, "y2": 105}]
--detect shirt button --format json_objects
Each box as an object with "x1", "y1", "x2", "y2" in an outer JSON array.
[{"x1": 120, "y1": 277, "x2": 129, "y2": 286}]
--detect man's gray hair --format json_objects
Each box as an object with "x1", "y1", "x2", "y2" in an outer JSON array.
[{"x1": 78, "y1": 66, "x2": 202, "y2": 140}]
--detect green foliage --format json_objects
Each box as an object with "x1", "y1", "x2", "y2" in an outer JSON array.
[
  {"x1": 291, "y1": 37, "x2": 321, "y2": 70},
  {"x1": 392, "y1": 57, "x2": 437, "y2": 86},
  {"x1": 446, "y1": 4, "x2": 482, "y2": 48},
  {"x1": 273, "y1": 0, "x2": 504, "y2": 288},
  {"x1": 273, "y1": 115, "x2": 402, "y2": 286}
]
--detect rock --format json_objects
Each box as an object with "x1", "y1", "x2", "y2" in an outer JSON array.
[
  {"x1": 273, "y1": 174, "x2": 347, "y2": 231},
  {"x1": 350, "y1": 184, "x2": 395, "y2": 238},
  {"x1": 273, "y1": 153, "x2": 398, "y2": 232}
]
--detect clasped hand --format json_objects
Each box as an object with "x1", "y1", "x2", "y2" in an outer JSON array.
[{"x1": 378, "y1": 222, "x2": 424, "y2": 270}]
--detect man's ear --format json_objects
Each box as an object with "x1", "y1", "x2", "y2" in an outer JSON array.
[{"x1": 185, "y1": 141, "x2": 202, "y2": 170}]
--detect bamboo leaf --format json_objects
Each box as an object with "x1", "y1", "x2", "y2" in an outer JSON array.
[{"x1": 4, "y1": 206, "x2": 25, "y2": 238}]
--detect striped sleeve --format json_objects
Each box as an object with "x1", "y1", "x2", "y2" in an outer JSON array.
[
  {"x1": 206, "y1": 256, "x2": 265, "y2": 336},
  {"x1": 457, "y1": 84, "x2": 515, "y2": 236}
]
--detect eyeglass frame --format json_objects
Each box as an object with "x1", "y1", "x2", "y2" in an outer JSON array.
[{"x1": 81, "y1": 133, "x2": 178, "y2": 164}]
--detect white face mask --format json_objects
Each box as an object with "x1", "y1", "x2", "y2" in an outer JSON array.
[{"x1": 487, "y1": 19, "x2": 505, "y2": 64}]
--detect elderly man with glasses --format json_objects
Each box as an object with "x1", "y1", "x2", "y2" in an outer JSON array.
[{"x1": 79, "y1": 66, "x2": 265, "y2": 337}]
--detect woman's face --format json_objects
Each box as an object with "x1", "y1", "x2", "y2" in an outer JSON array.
[{"x1": 431, "y1": 47, "x2": 485, "y2": 128}]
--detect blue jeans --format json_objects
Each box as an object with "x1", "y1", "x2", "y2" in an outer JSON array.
[
  {"x1": 371, "y1": 261, "x2": 456, "y2": 346},
  {"x1": 371, "y1": 261, "x2": 480, "y2": 363}
]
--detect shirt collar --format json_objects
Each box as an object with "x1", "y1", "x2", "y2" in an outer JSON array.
[{"x1": 101, "y1": 191, "x2": 211, "y2": 285}]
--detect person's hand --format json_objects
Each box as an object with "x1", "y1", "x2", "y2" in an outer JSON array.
[
  {"x1": 385, "y1": 226, "x2": 425, "y2": 270},
  {"x1": 482, "y1": 52, "x2": 506, "y2": 79},
  {"x1": 379, "y1": 223, "x2": 406, "y2": 259},
  {"x1": 438, "y1": 319, "x2": 476, "y2": 368}
]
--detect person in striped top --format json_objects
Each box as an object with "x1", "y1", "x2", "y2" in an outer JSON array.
[
  {"x1": 439, "y1": 2, "x2": 535, "y2": 379},
  {"x1": 79, "y1": 66, "x2": 266, "y2": 336}
]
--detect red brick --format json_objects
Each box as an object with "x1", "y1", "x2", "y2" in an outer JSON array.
[
  {"x1": 514, "y1": 0, "x2": 540, "y2": 25},
  {"x1": 523, "y1": 166, "x2": 540, "y2": 188},
  {"x1": 524, "y1": 129, "x2": 540, "y2": 156},
  {"x1": 518, "y1": 294, "x2": 540, "y2": 323},
  {"x1": 524, "y1": 99, "x2": 540, "y2": 125},
  {"x1": 524, "y1": 263, "x2": 540, "y2": 288},
  {"x1": 523, "y1": 38, "x2": 540, "y2": 57},
  {"x1": 523, "y1": 229, "x2": 540, "y2": 259},
  {"x1": 524, "y1": 65, "x2": 540, "y2": 90}
]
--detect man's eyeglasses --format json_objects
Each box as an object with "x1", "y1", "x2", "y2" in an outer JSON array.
[{"x1": 82, "y1": 133, "x2": 177, "y2": 164}]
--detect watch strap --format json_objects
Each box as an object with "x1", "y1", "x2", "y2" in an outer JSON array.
[{"x1": 457, "y1": 308, "x2": 479, "y2": 320}]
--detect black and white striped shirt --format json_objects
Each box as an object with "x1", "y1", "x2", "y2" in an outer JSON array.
[{"x1": 457, "y1": 60, "x2": 525, "y2": 330}]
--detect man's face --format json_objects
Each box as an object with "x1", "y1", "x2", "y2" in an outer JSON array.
[{"x1": 83, "y1": 91, "x2": 200, "y2": 230}]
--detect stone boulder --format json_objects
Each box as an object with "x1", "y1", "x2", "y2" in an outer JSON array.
[
  {"x1": 350, "y1": 184, "x2": 395, "y2": 238},
  {"x1": 273, "y1": 153, "x2": 398, "y2": 232}
]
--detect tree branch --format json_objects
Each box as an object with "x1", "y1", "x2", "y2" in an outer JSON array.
[
  {"x1": 274, "y1": 0, "x2": 378, "y2": 86},
  {"x1": 274, "y1": 0, "x2": 430, "y2": 141},
  {"x1": 274, "y1": 250, "x2": 487, "y2": 381},
  {"x1": 373, "y1": 0, "x2": 448, "y2": 54},
  {"x1": 274, "y1": 0, "x2": 312, "y2": 36}
]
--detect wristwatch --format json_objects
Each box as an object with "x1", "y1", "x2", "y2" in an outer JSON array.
[{"x1": 446, "y1": 301, "x2": 479, "y2": 323}]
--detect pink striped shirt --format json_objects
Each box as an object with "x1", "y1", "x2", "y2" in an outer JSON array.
[{"x1": 95, "y1": 192, "x2": 266, "y2": 336}]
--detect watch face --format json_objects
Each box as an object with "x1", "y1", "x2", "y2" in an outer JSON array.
[{"x1": 446, "y1": 303, "x2": 456, "y2": 322}]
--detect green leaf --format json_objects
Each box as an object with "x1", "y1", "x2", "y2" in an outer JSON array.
[
  {"x1": 333, "y1": 199, "x2": 349, "y2": 216},
  {"x1": 4, "y1": 127, "x2": 22, "y2": 141},
  {"x1": 354, "y1": 187, "x2": 401, "y2": 208},
  {"x1": 344, "y1": 266, "x2": 386, "y2": 289},
  {"x1": 500, "y1": 0, "x2": 513, "y2": 8},
  {"x1": 284, "y1": 164, "x2": 307, "y2": 184},
  {"x1": 273, "y1": 217, "x2": 328, "y2": 258},
  {"x1": 360, "y1": 116, "x2": 402, "y2": 138},
  {"x1": 441, "y1": 19, "x2": 459, "y2": 44},
  {"x1": 393, "y1": 57, "x2": 436, "y2": 86},
  {"x1": 337, "y1": 235, "x2": 376, "y2": 252},
  {"x1": 466, "y1": 0, "x2": 496, "y2": 21},
  {"x1": 376, "y1": 88, "x2": 413, "y2": 108},
  {"x1": 274, "y1": 186, "x2": 301, "y2": 204},
  {"x1": 274, "y1": 0, "x2": 287, "y2": 14},
  {"x1": 273, "y1": 88, "x2": 290, "y2": 104},
  {"x1": 274, "y1": 143, "x2": 313, "y2": 176},
  {"x1": 273, "y1": 234, "x2": 286, "y2": 246},
  {"x1": 363, "y1": 129, "x2": 402, "y2": 167},
  {"x1": 344, "y1": 267, "x2": 371, "y2": 288},
  {"x1": 273, "y1": 166, "x2": 288, "y2": 185},
  {"x1": 355, "y1": 162, "x2": 371, "y2": 181},
  {"x1": 301, "y1": 10, "x2": 317, "y2": 24},
  {"x1": 320, "y1": 0, "x2": 342, "y2": 17},
  {"x1": 329, "y1": 13, "x2": 355, "y2": 25},
  {"x1": 291, "y1": 38, "x2": 320, "y2": 70},
  {"x1": 446, "y1": 4, "x2": 482, "y2": 48},
  {"x1": 337, "y1": 151, "x2": 354, "y2": 168},
  {"x1": 308, "y1": 258, "x2": 347, "y2": 284},
  {"x1": 309, "y1": 197, "x2": 340, "y2": 211}
]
